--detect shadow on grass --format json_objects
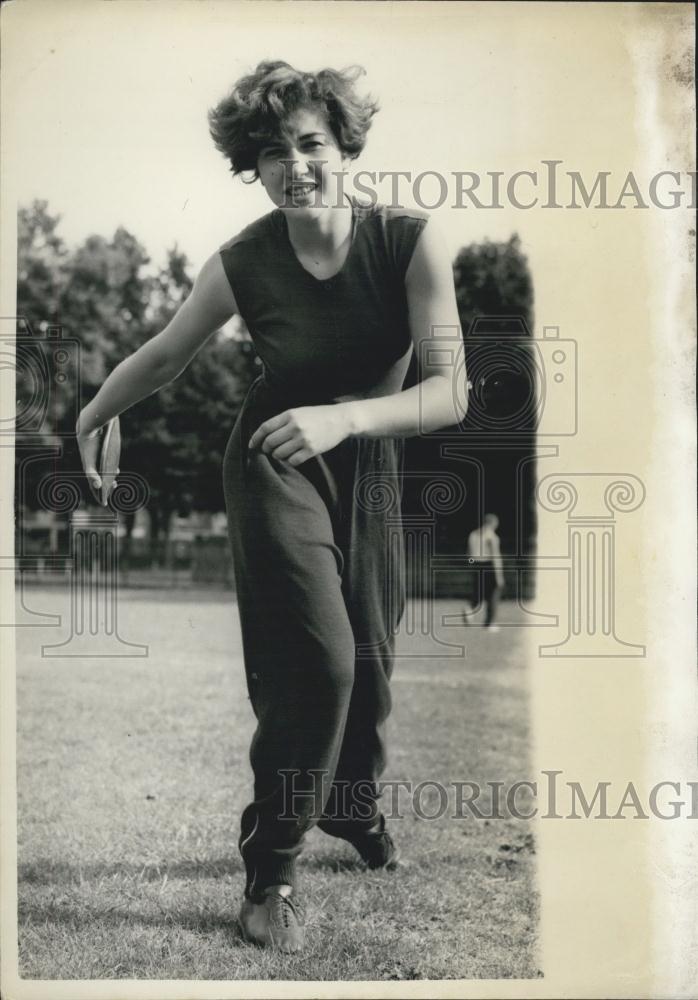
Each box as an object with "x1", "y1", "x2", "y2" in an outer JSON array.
[
  {"x1": 18, "y1": 857, "x2": 244, "y2": 885},
  {"x1": 19, "y1": 899, "x2": 243, "y2": 936},
  {"x1": 18, "y1": 845, "x2": 370, "y2": 887}
]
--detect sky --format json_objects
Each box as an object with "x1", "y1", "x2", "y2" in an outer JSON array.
[{"x1": 3, "y1": 0, "x2": 661, "y2": 279}]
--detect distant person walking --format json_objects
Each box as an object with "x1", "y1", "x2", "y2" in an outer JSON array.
[{"x1": 467, "y1": 514, "x2": 505, "y2": 631}]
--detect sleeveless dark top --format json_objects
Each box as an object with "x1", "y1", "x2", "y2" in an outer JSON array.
[{"x1": 219, "y1": 198, "x2": 429, "y2": 406}]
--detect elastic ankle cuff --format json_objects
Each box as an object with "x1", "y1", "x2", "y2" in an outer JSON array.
[{"x1": 245, "y1": 857, "x2": 297, "y2": 901}]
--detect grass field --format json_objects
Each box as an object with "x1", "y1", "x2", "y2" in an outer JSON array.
[{"x1": 15, "y1": 586, "x2": 540, "y2": 981}]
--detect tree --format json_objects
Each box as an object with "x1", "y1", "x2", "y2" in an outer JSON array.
[
  {"x1": 17, "y1": 200, "x2": 71, "y2": 324},
  {"x1": 453, "y1": 233, "x2": 534, "y2": 333},
  {"x1": 60, "y1": 226, "x2": 153, "y2": 392},
  {"x1": 15, "y1": 202, "x2": 74, "y2": 533},
  {"x1": 15, "y1": 203, "x2": 260, "y2": 565},
  {"x1": 22, "y1": 218, "x2": 159, "y2": 526},
  {"x1": 403, "y1": 232, "x2": 537, "y2": 597}
]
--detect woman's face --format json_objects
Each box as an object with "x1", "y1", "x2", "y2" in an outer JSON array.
[{"x1": 256, "y1": 106, "x2": 347, "y2": 214}]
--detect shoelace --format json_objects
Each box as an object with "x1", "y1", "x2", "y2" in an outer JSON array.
[{"x1": 268, "y1": 892, "x2": 301, "y2": 929}]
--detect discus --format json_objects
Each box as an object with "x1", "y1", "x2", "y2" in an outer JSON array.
[{"x1": 96, "y1": 416, "x2": 121, "y2": 506}]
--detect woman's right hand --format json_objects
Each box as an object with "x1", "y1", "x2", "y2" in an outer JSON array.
[{"x1": 75, "y1": 412, "x2": 106, "y2": 504}]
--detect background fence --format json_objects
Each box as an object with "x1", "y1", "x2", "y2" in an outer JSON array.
[{"x1": 17, "y1": 521, "x2": 534, "y2": 599}]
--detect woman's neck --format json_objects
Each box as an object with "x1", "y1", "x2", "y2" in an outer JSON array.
[{"x1": 283, "y1": 196, "x2": 353, "y2": 255}]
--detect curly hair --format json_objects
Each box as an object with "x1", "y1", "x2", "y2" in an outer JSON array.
[{"x1": 208, "y1": 60, "x2": 379, "y2": 179}]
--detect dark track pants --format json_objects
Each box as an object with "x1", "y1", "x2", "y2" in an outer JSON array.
[{"x1": 222, "y1": 378, "x2": 405, "y2": 901}]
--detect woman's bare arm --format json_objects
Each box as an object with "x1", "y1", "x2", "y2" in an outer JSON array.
[
  {"x1": 75, "y1": 251, "x2": 237, "y2": 497},
  {"x1": 343, "y1": 218, "x2": 467, "y2": 438},
  {"x1": 76, "y1": 251, "x2": 237, "y2": 438}
]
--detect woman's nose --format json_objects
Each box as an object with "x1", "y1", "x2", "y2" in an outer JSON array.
[{"x1": 286, "y1": 151, "x2": 315, "y2": 178}]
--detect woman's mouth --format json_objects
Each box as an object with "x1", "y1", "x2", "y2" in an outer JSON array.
[{"x1": 285, "y1": 182, "x2": 320, "y2": 202}]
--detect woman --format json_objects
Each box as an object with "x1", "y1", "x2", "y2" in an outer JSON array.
[{"x1": 76, "y1": 60, "x2": 466, "y2": 953}]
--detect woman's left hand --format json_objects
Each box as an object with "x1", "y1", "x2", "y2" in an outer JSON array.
[{"x1": 248, "y1": 403, "x2": 355, "y2": 466}]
